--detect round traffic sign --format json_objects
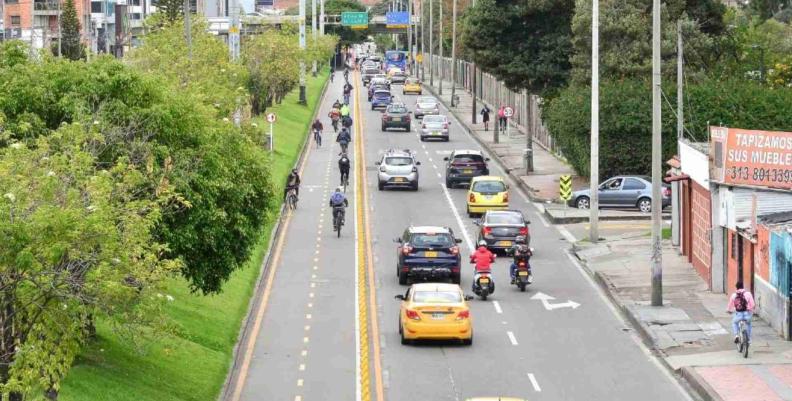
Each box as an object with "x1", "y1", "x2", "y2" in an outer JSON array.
[
  {"x1": 503, "y1": 106, "x2": 514, "y2": 118},
  {"x1": 266, "y1": 113, "x2": 277, "y2": 123}
]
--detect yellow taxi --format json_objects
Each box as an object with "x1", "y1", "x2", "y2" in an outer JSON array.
[
  {"x1": 466, "y1": 176, "x2": 509, "y2": 217},
  {"x1": 395, "y1": 283, "x2": 473, "y2": 345},
  {"x1": 402, "y1": 78, "x2": 423, "y2": 95},
  {"x1": 464, "y1": 398, "x2": 526, "y2": 401}
]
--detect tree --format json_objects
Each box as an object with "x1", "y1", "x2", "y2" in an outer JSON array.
[
  {"x1": 60, "y1": 0, "x2": 83, "y2": 60},
  {"x1": 243, "y1": 32, "x2": 300, "y2": 115},
  {"x1": 749, "y1": 0, "x2": 791, "y2": 21},
  {"x1": 460, "y1": 0, "x2": 574, "y2": 94},
  {"x1": 155, "y1": 0, "x2": 185, "y2": 23},
  {"x1": 0, "y1": 41, "x2": 28, "y2": 68}
]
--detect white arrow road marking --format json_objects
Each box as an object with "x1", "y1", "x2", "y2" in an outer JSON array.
[
  {"x1": 530, "y1": 292, "x2": 581, "y2": 310},
  {"x1": 527, "y1": 373, "x2": 542, "y2": 392}
]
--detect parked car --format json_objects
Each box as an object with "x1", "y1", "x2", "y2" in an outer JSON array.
[
  {"x1": 567, "y1": 175, "x2": 671, "y2": 213},
  {"x1": 395, "y1": 283, "x2": 473, "y2": 345},
  {"x1": 419, "y1": 114, "x2": 450, "y2": 142},
  {"x1": 474, "y1": 210, "x2": 530, "y2": 252},
  {"x1": 371, "y1": 90, "x2": 394, "y2": 110},
  {"x1": 466, "y1": 176, "x2": 509, "y2": 217},
  {"x1": 444, "y1": 150, "x2": 490, "y2": 188},
  {"x1": 394, "y1": 226, "x2": 463, "y2": 285},
  {"x1": 414, "y1": 96, "x2": 440, "y2": 118},
  {"x1": 381, "y1": 103, "x2": 412, "y2": 132},
  {"x1": 376, "y1": 148, "x2": 420, "y2": 190},
  {"x1": 402, "y1": 78, "x2": 422, "y2": 95}
]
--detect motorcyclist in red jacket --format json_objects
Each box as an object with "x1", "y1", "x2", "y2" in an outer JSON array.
[{"x1": 470, "y1": 240, "x2": 496, "y2": 273}]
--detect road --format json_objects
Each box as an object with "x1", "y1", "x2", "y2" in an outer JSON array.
[{"x1": 228, "y1": 71, "x2": 694, "y2": 401}]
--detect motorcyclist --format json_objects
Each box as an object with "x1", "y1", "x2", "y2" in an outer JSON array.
[
  {"x1": 338, "y1": 153, "x2": 351, "y2": 186},
  {"x1": 284, "y1": 168, "x2": 301, "y2": 201},
  {"x1": 337, "y1": 127, "x2": 352, "y2": 153},
  {"x1": 509, "y1": 235, "x2": 533, "y2": 284},
  {"x1": 470, "y1": 240, "x2": 496, "y2": 291},
  {"x1": 329, "y1": 186, "x2": 349, "y2": 225}
]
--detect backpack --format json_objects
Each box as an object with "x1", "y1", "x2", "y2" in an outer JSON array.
[
  {"x1": 330, "y1": 192, "x2": 345, "y2": 206},
  {"x1": 734, "y1": 292, "x2": 748, "y2": 312}
]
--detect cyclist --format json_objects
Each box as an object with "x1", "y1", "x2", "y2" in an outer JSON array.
[
  {"x1": 328, "y1": 106, "x2": 341, "y2": 132},
  {"x1": 329, "y1": 186, "x2": 349, "y2": 226},
  {"x1": 284, "y1": 168, "x2": 301, "y2": 201},
  {"x1": 336, "y1": 127, "x2": 352, "y2": 154},
  {"x1": 727, "y1": 281, "x2": 755, "y2": 344},
  {"x1": 343, "y1": 83, "x2": 353, "y2": 104},
  {"x1": 343, "y1": 67, "x2": 349, "y2": 81},
  {"x1": 340, "y1": 103, "x2": 351, "y2": 118},
  {"x1": 311, "y1": 119, "x2": 324, "y2": 147},
  {"x1": 333, "y1": 99, "x2": 342, "y2": 110},
  {"x1": 342, "y1": 114, "x2": 353, "y2": 131},
  {"x1": 338, "y1": 153, "x2": 351, "y2": 186}
]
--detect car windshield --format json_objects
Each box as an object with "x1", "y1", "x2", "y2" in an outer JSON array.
[
  {"x1": 406, "y1": 78, "x2": 418, "y2": 84},
  {"x1": 410, "y1": 233, "x2": 454, "y2": 247},
  {"x1": 375, "y1": 92, "x2": 391, "y2": 98},
  {"x1": 486, "y1": 213, "x2": 523, "y2": 225},
  {"x1": 413, "y1": 290, "x2": 462, "y2": 303},
  {"x1": 417, "y1": 97, "x2": 436, "y2": 104},
  {"x1": 388, "y1": 106, "x2": 407, "y2": 113},
  {"x1": 385, "y1": 157, "x2": 413, "y2": 166},
  {"x1": 453, "y1": 154, "x2": 484, "y2": 163},
  {"x1": 472, "y1": 180, "x2": 506, "y2": 193},
  {"x1": 365, "y1": 68, "x2": 379, "y2": 74},
  {"x1": 423, "y1": 115, "x2": 445, "y2": 123}
]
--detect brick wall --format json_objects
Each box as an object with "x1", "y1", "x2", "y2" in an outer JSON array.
[{"x1": 691, "y1": 180, "x2": 712, "y2": 285}]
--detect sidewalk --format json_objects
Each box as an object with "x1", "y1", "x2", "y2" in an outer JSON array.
[
  {"x1": 421, "y1": 77, "x2": 585, "y2": 202},
  {"x1": 574, "y1": 234, "x2": 792, "y2": 401}
]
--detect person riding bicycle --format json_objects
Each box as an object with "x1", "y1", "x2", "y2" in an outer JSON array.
[
  {"x1": 311, "y1": 118, "x2": 324, "y2": 135},
  {"x1": 340, "y1": 103, "x2": 351, "y2": 118},
  {"x1": 727, "y1": 281, "x2": 755, "y2": 344},
  {"x1": 328, "y1": 107, "x2": 341, "y2": 131},
  {"x1": 342, "y1": 114, "x2": 353, "y2": 131},
  {"x1": 338, "y1": 153, "x2": 351, "y2": 186},
  {"x1": 329, "y1": 186, "x2": 349, "y2": 225},
  {"x1": 337, "y1": 128, "x2": 352, "y2": 153},
  {"x1": 284, "y1": 169, "x2": 301, "y2": 201},
  {"x1": 508, "y1": 235, "x2": 533, "y2": 284},
  {"x1": 343, "y1": 83, "x2": 353, "y2": 104},
  {"x1": 333, "y1": 99, "x2": 342, "y2": 109}
]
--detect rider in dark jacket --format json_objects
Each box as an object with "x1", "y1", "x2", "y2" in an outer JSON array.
[{"x1": 509, "y1": 235, "x2": 532, "y2": 283}]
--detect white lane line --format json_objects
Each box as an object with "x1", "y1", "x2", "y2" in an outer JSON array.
[
  {"x1": 439, "y1": 183, "x2": 475, "y2": 252},
  {"x1": 493, "y1": 301, "x2": 503, "y2": 314},
  {"x1": 507, "y1": 331, "x2": 519, "y2": 346},
  {"x1": 428, "y1": 157, "x2": 433, "y2": 162},
  {"x1": 299, "y1": 363, "x2": 306, "y2": 371},
  {"x1": 297, "y1": 379, "x2": 304, "y2": 387},
  {"x1": 558, "y1": 226, "x2": 577, "y2": 243},
  {"x1": 437, "y1": 172, "x2": 442, "y2": 178},
  {"x1": 301, "y1": 350, "x2": 308, "y2": 357},
  {"x1": 527, "y1": 373, "x2": 542, "y2": 392},
  {"x1": 295, "y1": 396, "x2": 302, "y2": 401},
  {"x1": 536, "y1": 211, "x2": 550, "y2": 228}
]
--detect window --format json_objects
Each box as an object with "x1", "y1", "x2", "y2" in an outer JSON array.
[
  {"x1": 131, "y1": 12, "x2": 142, "y2": 19},
  {"x1": 409, "y1": 234, "x2": 454, "y2": 248},
  {"x1": 412, "y1": 291, "x2": 461, "y2": 303},
  {"x1": 486, "y1": 213, "x2": 523, "y2": 225},
  {"x1": 472, "y1": 180, "x2": 506, "y2": 194},
  {"x1": 731, "y1": 232, "x2": 738, "y2": 260},
  {"x1": 453, "y1": 154, "x2": 485, "y2": 163},
  {"x1": 129, "y1": 0, "x2": 140, "y2": 5},
  {"x1": 5, "y1": 0, "x2": 19, "y2": 4},
  {"x1": 623, "y1": 178, "x2": 646, "y2": 190},
  {"x1": 385, "y1": 157, "x2": 413, "y2": 166},
  {"x1": 601, "y1": 178, "x2": 623, "y2": 190},
  {"x1": 10, "y1": 16, "x2": 21, "y2": 26},
  {"x1": 91, "y1": 1, "x2": 103, "y2": 13}
]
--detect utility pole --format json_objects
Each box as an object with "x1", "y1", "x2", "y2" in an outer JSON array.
[
  {"x1": 420, "y1": 0, "x2": 425, "y2": 81},
  {"x1": 184, "y1": 0, "x2": 192, "y2": 59},
  {"x1": 320, "y1": 0, "x2": 325, "y2": 35},
  {"x1": 229, "y1": 0, "x2": 240, "y2": 61},
  {"x1": 298, "y1": 0, "x2": 307, "y2": 104},
  {"x1": 471, "y1": 0, "x2": 476, "y2": 124},
  {"x1": 449, "y1": 0, "x2": 456, "y2": 106},
  {"x1": 650, "y1": 0, "x2": 663, "y2": 307},
  {"x1": 57, "y1": 0, "x2": 62, "y2": 56},
  {"x1": 525, "y1": 89, "x2": 533, "y2": 171},
  {"x1": 312, "y1": 0, "x2": 317, "y2": 76},
  {"x1": 429, "y1": 0, "x2": 433, "y2": 87},
  {"x1": 408, "y1": 0, "x2": 413, "y2": 74},
  {"x1": 589, "y1": 0, "x2": 599, "y2": 243},
  {"x1": 438, "y1": 0, "x2": 443, "y2": 95},
  {"x1": 677, "y1": 20, "x2": 683, "y2": 143}
]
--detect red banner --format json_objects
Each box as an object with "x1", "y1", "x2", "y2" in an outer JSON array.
[{"x1": 711, "y1": 127, "x2": 792, "y2": 190}]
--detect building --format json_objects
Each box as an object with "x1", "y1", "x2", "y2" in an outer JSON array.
[{"x1": 2, "y1": 0, "x2": 92, "y2": 50}]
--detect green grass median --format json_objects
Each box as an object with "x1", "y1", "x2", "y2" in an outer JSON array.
[{"x1": 59, "y1": 71, "x2": 329, "y2": 401}]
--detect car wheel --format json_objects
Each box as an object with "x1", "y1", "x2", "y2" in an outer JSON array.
[
  {"x1": 378, "y1": 181, "x2": 384, "y2": 191},
  {"x1": 401, "y1": 329, "x2": 410, "y2": 345},
  {"x1": 411, "y1": 182, "x2": 418, "y2": 191},
  {"x1": 381, "y1": 125, "x2": 386, "y2": 132},
  {"x1": 419, "y1": 136, "x2": 425, "y2": 142},
  {"x1": 398, "y1": 269, "x2": 408, "y2": 285},
  {"x1": 462, "y1": 334, "x2": 472, "y2": 346},
  {"x1": 371, "y1": 105, "x2": 374, "y2": 110},
  {"x1": 638, "y1": 197, "x2": 652, "y2": 213},
  {"x1": 575, "y1": 196, "x2": 590, "y2": 209},
  {"x1": 452, "y1": 273, "x2": 461, "y2": 285},
  {"x1": 445, "y1": 177, "x2": 453, "y2": 188},
  {"x1": 398, "y1": 316, "x2": 403, "y2": 334}
]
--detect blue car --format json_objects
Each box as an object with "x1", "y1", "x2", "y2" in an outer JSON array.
[
  {"x1": 395, "y1": 226, "x2": 463, "y2": 285},
  {"x1": 371, "y1": 90, "x2": 393, "y2": 110}
]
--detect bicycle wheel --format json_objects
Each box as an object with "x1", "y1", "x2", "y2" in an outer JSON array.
[
  {"x1": 288, "y1": 194, "x2": 297, "y2": 210},
  {"x1": 742, "y1": 330, "x2": 749, "y2": 358}
]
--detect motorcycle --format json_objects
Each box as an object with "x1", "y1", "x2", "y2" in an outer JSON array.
[
  {"x1": 472, "y1": 270, "x2": 495, "y2": 300},
  {"x1": 512, "y1": 258, "x2": 533, "y2": 292}
]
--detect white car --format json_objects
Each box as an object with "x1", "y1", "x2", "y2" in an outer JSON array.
[{"x1": 414, "y1": 96, "x2": 440, "y2": 119}]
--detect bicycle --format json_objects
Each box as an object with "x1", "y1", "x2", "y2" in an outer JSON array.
[
  {"x1": 343, "y1": 93, "x2": 350, "y2": 105},
  {"x1": 736, "y1": 317, "x2": 750, "y2": 358},
  {"x1": 286, "y1": 188, "x2": 298, "y2": 211},
  {"x1": 331, "y1": 118, "x2": 339, "y2": 133},
  {"x1": 330, "y1": 72, "x2": 334, "y2": 82},
  {"x1": 333, "y1": 206, "x2": 345, "y2": 237},
  {"x1": 341, "y1": 171, "x2": 349, "y2": 193},
  {"x1": 339, "y1": 142, "x2": 349, "y2": 154},
  {"x1": 314, "y1": 129, "x2": 322, "y2": 148}
]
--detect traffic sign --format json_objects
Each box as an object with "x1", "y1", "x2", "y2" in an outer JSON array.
[
  {"x1": 341, "y1": 12, "x2": 368, "y2": 28},
  {"x1": 503, "y1": 106, "x2": 514, "y2": 118},
  {"x1": 266, "y1": 113, "x2": 277, "y2": 123},
  {"x1": 416, "y1": 53, "x2": 423, "y2": 63},
  {"x1": 559, "y1": 174, "x2": 572, "y2": 201}
]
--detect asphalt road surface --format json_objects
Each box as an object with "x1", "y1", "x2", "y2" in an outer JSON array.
[{"x1": 228, "y1": 71, "x2": 694, "y2": 401}]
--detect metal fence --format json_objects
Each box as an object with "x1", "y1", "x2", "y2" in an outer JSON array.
[{"x1": 424, "y1": 53, "x2": 559, "y2": 155}]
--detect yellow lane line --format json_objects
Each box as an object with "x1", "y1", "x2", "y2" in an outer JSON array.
[{"x1": 229, "y1": 96, "x2": 318, "y2": 401}]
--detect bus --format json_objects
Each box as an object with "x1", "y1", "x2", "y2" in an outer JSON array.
[{"x1": 384, "y1": 50, "x2": 408, "y2": 72}]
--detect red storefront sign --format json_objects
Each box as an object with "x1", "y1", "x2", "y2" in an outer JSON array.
[{"x1": 710, "y1": 126, "x2": 792, "y2": 190}]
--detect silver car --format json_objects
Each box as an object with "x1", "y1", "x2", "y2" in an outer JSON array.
[
  {"x1": 420, "y1": 114, "x2": 450, "y2": 141},
  {"x1": 414, "y1": 96, "x2": 440, "y2": 118},
  {"x1": 568, "y1": 175, "x2": 672, "y2": 213},
  {"x1": 376, "y1": 149, "x2": 421, "y2": 191}
]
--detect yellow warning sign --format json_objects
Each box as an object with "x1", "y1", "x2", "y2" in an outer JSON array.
[
  {"x1": 559, "y1": 174, "x2": 572, "y2": 201},
  {"x1": 416, "y1": 53, "x2": 423, "y2": 63},
  {"x1": 229, "y1": 25, "x2": 240, "y2": 34}
]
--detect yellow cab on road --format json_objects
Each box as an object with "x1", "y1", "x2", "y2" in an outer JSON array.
[
  {"x1": 466, "y1": 176, "x2": 509, "y2": 217},
  {"x1": 402, "y1": 78, "x2": 423, "y2": 95},
  {"x1": 396, "y1": 283, "x2": 474, "y2": 345},
  {"x1": 464, "y1": 398, "x2": 526, "y2": 401}
]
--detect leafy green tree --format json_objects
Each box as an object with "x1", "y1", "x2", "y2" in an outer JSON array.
[
  {"x1": 60, "y1": 0, "x2": 84, "y2": 60},
  {"x1": 749, "y1": 0, "x2": 791, "y2": 21},
  {"x1": 243, "y1": 32, "x2": 300, "y2": 115},
  {"x1": 0, "y1": 41, "x2": 28, "y2": 68},
  {"x1": 460, "y1": 0, "x2": 574, "y2": 94}
]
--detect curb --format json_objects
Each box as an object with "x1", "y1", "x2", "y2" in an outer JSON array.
[
  {"x1": 680, "y1": 367, "x2": 724, "y2": 401},
  {"x1": 544, "y1": 209, "x2": 672, "y2": 224},
  {"x1": 219, "y1": 75, "x2": 331, "y2": 401}
]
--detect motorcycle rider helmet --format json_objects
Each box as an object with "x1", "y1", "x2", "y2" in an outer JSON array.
[
  {"x1": 477, "y1": 240, "x2": 487, "y2": 247},
  {"x1": 515, "y1": 235, "x2": 526, "y2": 244}
]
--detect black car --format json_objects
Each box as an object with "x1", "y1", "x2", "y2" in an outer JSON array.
[
  {"x1": 474, "y1": 210, "x2": 530, "y2": 252},
  {"x1": 395, "y1": 226, "x2": 463, "y2": 285},
  {"x1": 381, "y1": 103, "x2": 412, "y2": 132},
  {"x1": 443, "y1": 150, "x2": 490, "y2": 188}
]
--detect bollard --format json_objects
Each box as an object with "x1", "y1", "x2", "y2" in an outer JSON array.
[
  {"x1": 523, "y1": 148, "x2": 533, "y2": 173},
  {"x1": 452, "y1": 94, "x2": 460, "y2": 107}
]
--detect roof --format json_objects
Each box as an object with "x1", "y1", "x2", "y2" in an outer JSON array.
[
  {"x1": 725, "y1": 187, "x2": 792, "y2": 229},
  {"x1": 759, "y1": 211, "x2": 792, "y2": 226},
  {"x1": 452, "y1": 149, "x2": 484, "y2": 155},
  {"x1": 384, "y1": 148, "x2": 413, "y2": 157},
  {"x1": 409, "y1": 226, "x2": 451, "y2": 234},
  {"x1": 485, "y1": 210, "x2": 522, "y2": 216},
  {"x1": 410, "y1": 282, "x2": 462, "y2": 292},
  {"x1": 471, "y1": 175, "x2": 505, "y2": 182}
]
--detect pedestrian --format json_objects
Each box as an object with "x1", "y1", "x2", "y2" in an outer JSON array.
[
  {"x1": 497, "y1": 106, "x2": 507, "y2": 131},
  {"x1": 480, "y1": 106, "x2": 491, "y2": 131}
]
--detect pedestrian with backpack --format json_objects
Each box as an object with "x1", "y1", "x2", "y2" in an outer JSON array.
[{"x1": 727, "y1": 281, "x2": 755, "y2": 344}]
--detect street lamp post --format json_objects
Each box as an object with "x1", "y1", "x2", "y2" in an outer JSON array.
[
  {"x1": 450, "y1": 0, "x2": 456, "y2": 106},
  {"x1": 429, "y1": 0, "x2": 433, "y2": 86},
  {"x1": 299, "y1": 0, "x2": 307, "y2": 104}
]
